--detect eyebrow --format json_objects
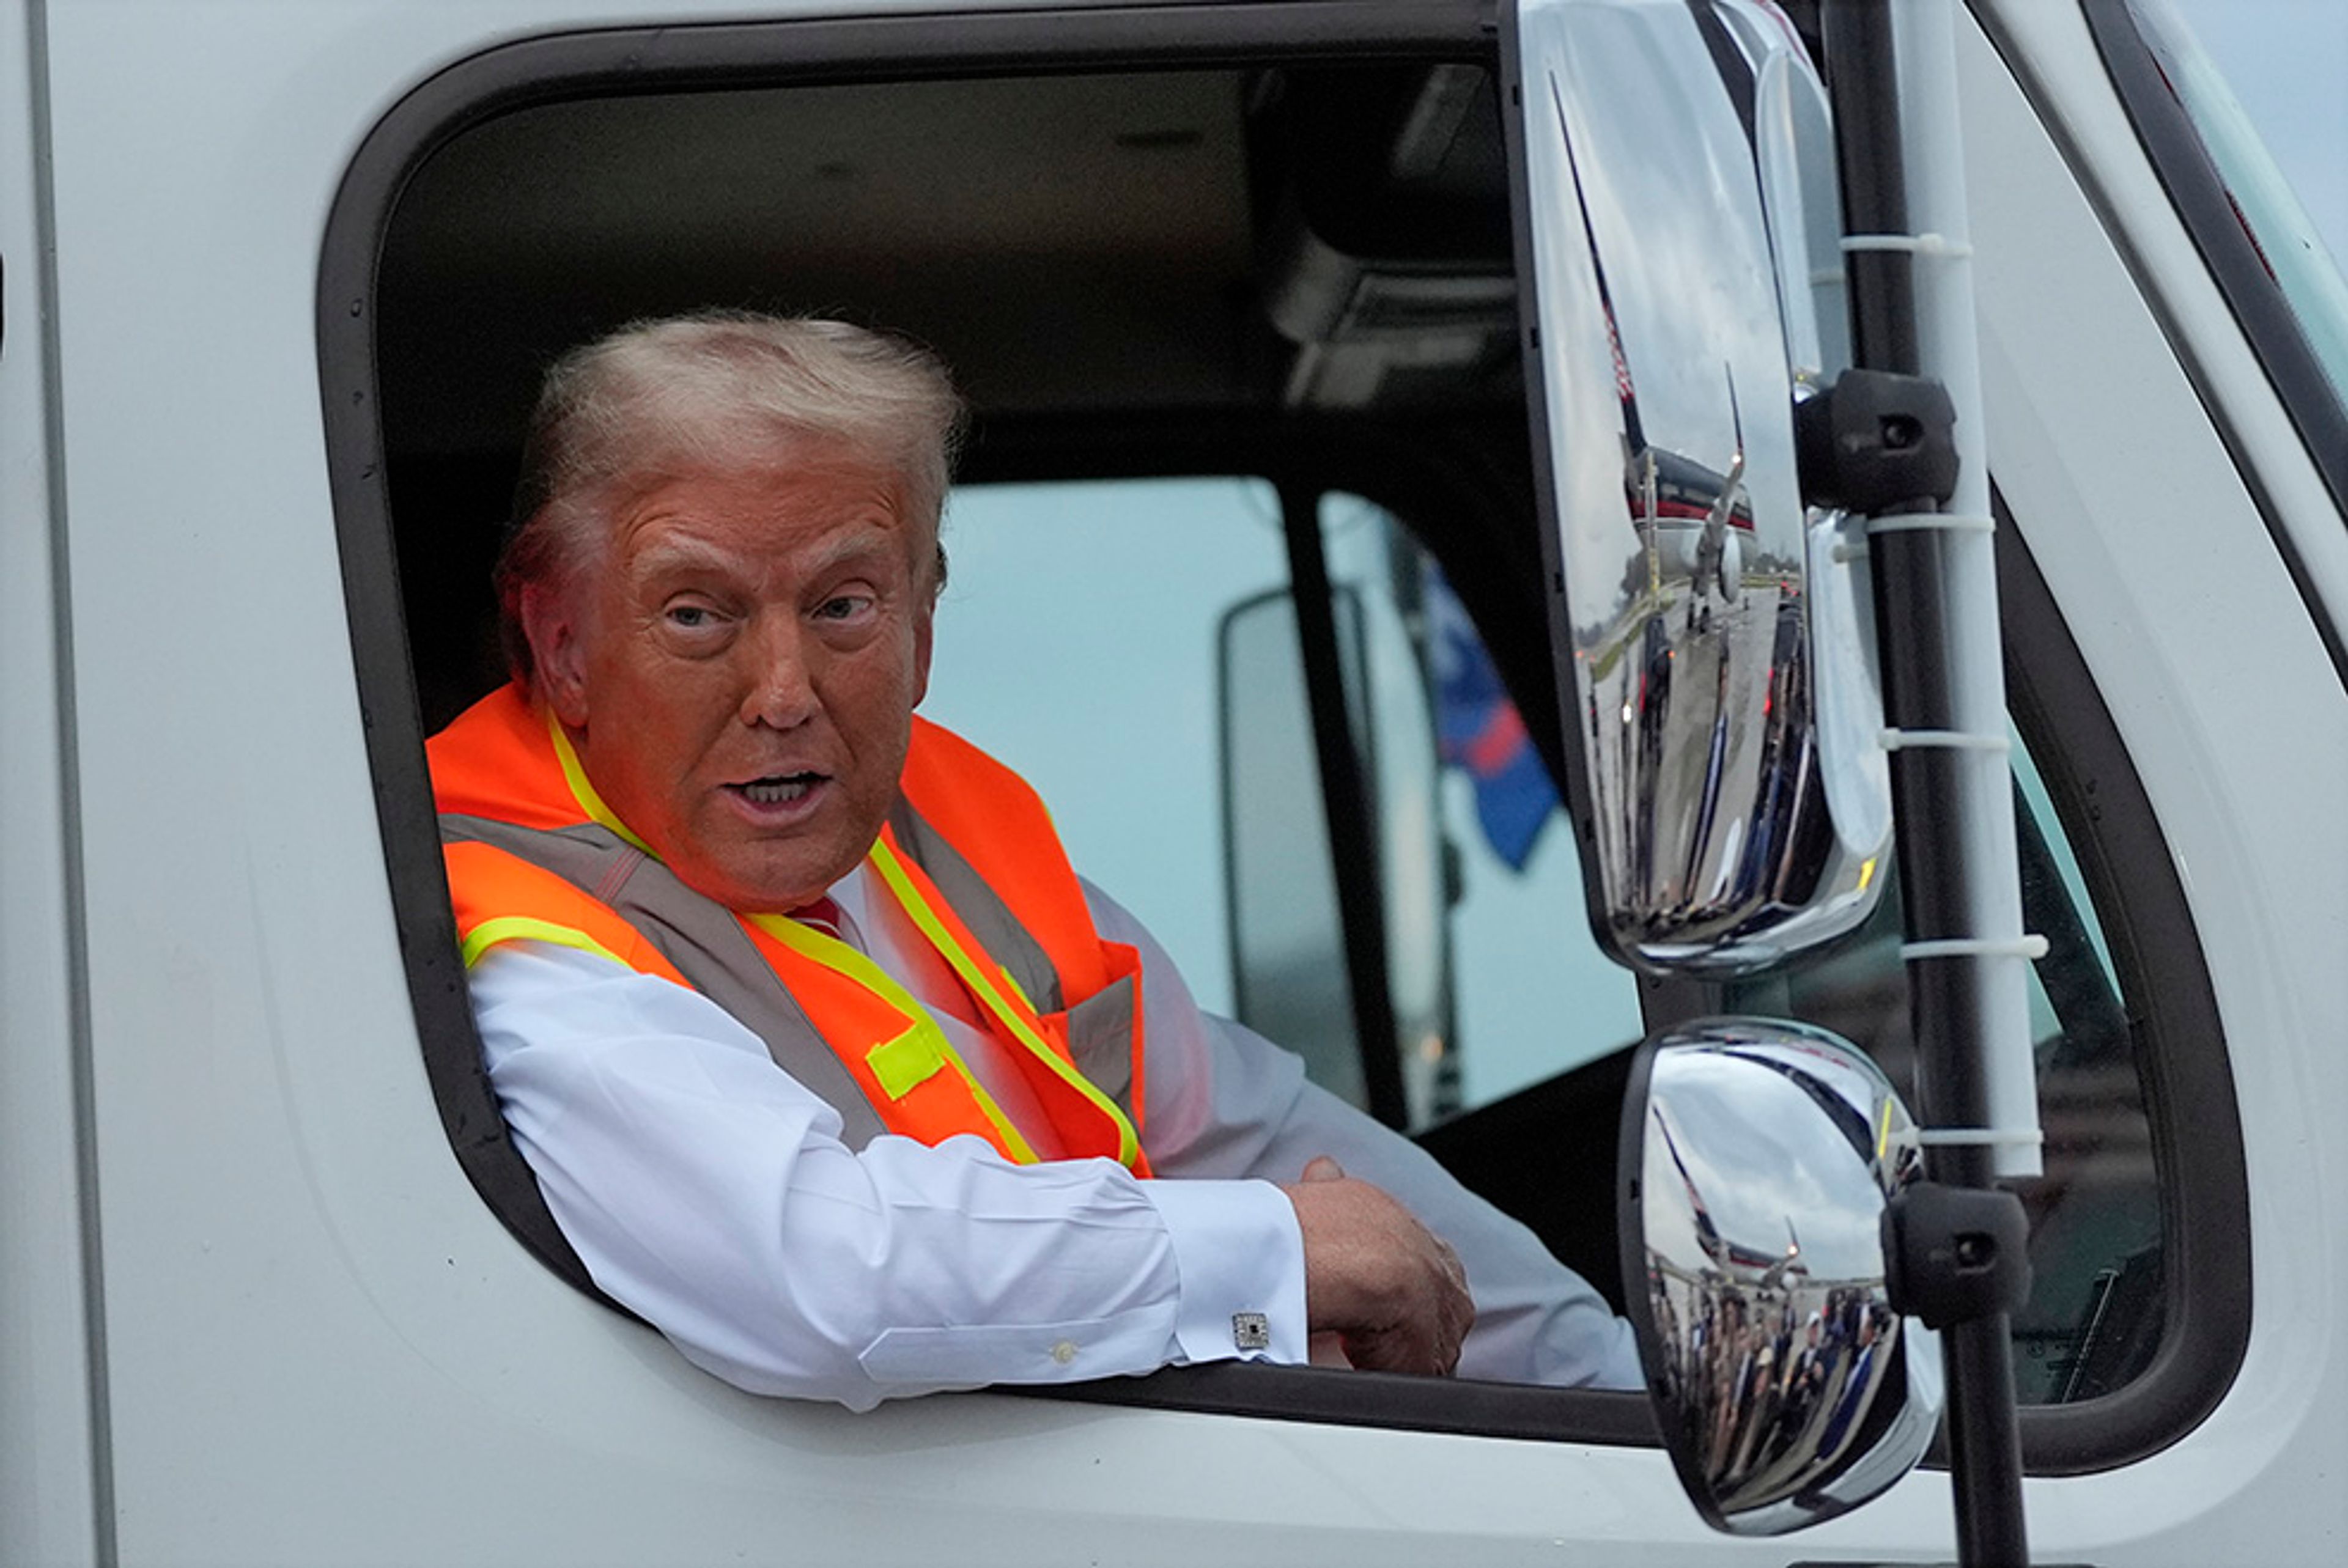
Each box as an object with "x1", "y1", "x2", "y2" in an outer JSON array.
[{"x1": 802, "y1": 524, "x2": 901, "y2": 577}]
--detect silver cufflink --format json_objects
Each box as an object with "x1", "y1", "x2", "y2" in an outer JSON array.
[{"x1": 1231, "y1": 1311, "x2": 1270, "y2": 1350}]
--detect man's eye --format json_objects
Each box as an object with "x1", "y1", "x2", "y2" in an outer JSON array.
[
  {"x1": 665, "y1": 603, "x2": 717, "y2": 629},
  {"x1": 816, "y1": 594, "x2": 875, "y2": 622}
]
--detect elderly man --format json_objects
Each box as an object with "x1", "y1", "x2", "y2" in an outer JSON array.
[{"x1": 429, "y1": 312, "x2": 1637, "y2": 1410}]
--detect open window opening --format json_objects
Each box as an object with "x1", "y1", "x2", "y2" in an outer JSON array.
[{"x1": 326, "y1": 5, "x2": 1659, "y2": 1445}]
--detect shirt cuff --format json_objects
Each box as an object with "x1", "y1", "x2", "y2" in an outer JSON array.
[{"x1": 1139, "y1": 1176, "x2": 1308, "y2": 1367}]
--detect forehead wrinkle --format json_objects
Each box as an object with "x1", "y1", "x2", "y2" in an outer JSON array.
[
  {"x1": 619, "y1": 513, "x2": 907, "y2": 599},
  {"x1": 625, "y1": 532, "x2": 737, "y2": 583}
]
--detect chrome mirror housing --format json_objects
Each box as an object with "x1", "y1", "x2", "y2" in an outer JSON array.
[
  {"x1": 1619, "y1": 1018, "x2": 1944, "y2": 1535},
  {"x1": 1512, "y1": 0, "x2": 1890, "y2": 973}
]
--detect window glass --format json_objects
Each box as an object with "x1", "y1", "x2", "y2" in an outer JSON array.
[
  {"x1": 2133, "y1": 0, "x2": 2348, "y2": 412},
  {"x1": 1316, "y1": 493, "x2": 1645, "y2": 1114},
  {"x1": 921, "y1": 477, "x2": 1643, "y2": 1130},
  {"x1": 919, "y1": 477, "x2": 1288, "y2": 1012},
  {"x1": 1721, "y1": 726, "x2": 2162, "y2": 1405}
]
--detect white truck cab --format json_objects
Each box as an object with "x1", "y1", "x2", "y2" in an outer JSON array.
[{"x1": 2, "y1": 1, "x2": 2341, "y2": 1563}]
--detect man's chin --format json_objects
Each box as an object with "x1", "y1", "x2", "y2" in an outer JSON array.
[{"x1": 676, "y1": 844, "x2": 863, "y2": 915}]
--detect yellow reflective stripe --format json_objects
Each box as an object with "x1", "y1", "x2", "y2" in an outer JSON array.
[
  {"x1": 868, "y1": 839, "x2": 1142, "y2": 1169},
  {"x1": 544, "y1": 707, "x2": 655, "y2": 856},
  {"x1": 745, "y1": 910, "x2": 1040, "y2": 1166},
  {"x1": 866, "y1": 1026, "x2": 945, "y2": 1099},
  {"x1": 997, "y1": 965, "x2": 1034, "y2": 1012},
  {"x1": 461, "y1": 915, "x2": 630, "y2": 971}
]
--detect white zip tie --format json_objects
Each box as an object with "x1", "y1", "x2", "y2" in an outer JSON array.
[
  {"x1": 1864, "y1": 513, "x2": 1996, "y2": 536},
  {"x1": 1840, "y1": 231, "x2": 1973, "y2": 259},
  {"x1": 1916, "y1": 1127, "x2": 2046, "y2": 1149},
  {"x1": 1900, "y1": 935, "x2": 2051, "y2": 962},
  {"x1": 1878, "y1": 728, "x2": 2012, "y2": 753},
  {"x1": 1832, "y1": 517, "x2": 1993, "y2": 562}
]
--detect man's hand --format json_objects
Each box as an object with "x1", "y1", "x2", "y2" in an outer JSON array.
[{"x1": 1281, "y1": 1156, "x2": 1473, "y2": 1376}]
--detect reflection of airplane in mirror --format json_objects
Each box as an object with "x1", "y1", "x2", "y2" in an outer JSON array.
[
  {"x1": 1626, "y1": 443, "x2": 1755, "y2": 611},
  {"x1": 1591, "y1": 267, "x2": 1754, "y2": 617}
]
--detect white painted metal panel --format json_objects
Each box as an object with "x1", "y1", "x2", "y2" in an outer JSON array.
[{"x1": 1964, "y1": 4, "x2": 2348, "y2": 1563}]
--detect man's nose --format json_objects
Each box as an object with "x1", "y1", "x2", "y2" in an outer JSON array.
[{"x1": 737, "y1": 616, "x2": 819, "y2": 729}]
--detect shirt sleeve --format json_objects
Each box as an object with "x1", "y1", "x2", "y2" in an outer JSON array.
[
  {"x1": 1086, "y1": 882, "x2": 1644, "y2": 1391},
  {"x1": 470, "y1": 939, "x2": 1307, "y2": 1411}
]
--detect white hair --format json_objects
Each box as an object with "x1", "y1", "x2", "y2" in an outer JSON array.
[{"x1": 496, "y1": 312, "x2": 964, "y2": 685}]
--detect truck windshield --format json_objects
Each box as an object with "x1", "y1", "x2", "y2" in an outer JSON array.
[{"x1": 2133, "y1": 0, "x2": 2348, "y2": 421}]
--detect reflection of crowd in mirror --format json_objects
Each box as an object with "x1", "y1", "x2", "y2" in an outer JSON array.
[
  {"x1": 1675, "y1": 1278, "x2": 1905, "y2": 1511},
  {"x1": 1651, "y1": 1270, "x2": 1687, "y2": 1405}
]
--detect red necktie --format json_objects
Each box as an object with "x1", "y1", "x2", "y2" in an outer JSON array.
[{"x1": 792, "y1": 896, "x2": 850, "y2": 945}]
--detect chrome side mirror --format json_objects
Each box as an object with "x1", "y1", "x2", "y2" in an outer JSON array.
[
  {"x1": 1619, "y1": 1018, "x2": 1943, "y2": 1534},
  {"x1": 1510, "y1": 0, "x2": 1889, "y2": 973}
]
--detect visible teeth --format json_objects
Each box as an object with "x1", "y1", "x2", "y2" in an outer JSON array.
[{"x1": 740, "y1": 777, "x2": 814, "y2": 805}]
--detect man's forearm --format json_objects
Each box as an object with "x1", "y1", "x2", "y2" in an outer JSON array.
[{"x1": 473, "y1": 940, "x2": 1310, "y2": 1408}]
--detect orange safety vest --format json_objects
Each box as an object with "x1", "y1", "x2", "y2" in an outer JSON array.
[{"x1": 429, "y1": 685, "x2": 1151, "y2": 1174}]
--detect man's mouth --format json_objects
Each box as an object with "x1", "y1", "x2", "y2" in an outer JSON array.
[{"x1": 731, "y1": 772, "x2": 825, "y2": 806}]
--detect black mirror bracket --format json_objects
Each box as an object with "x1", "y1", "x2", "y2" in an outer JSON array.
[
  {"x1": 1820, "y1": 0, "x2": 2032, "y2": 1558},
  {"x1": 1883, "y1": 1180, "x2": 2034, "y2": 1331},
  {"x1": 1793, "y1": 367, "x2": 1961, "y2": 515}
]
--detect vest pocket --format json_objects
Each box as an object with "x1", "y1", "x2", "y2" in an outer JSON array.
[{"x1": 1060, "y1": 974, "x2": 1136, "y2": 1105}]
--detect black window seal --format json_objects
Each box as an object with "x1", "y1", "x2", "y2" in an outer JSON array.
[
  {"x1": 1984, "y1": 487, "x2": 2251, "y2": 1474},
  {"x1": 318, "y1": 0, "x2": 1686, "y2": 1449},
  {"x1": 1977, "y1": 0, "x2": 2348, "y2": 685}
]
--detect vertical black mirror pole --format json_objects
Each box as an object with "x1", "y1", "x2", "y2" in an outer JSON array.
[{"x1": 1819, "y1": 2, "x2": 2031, "y2": 1565}]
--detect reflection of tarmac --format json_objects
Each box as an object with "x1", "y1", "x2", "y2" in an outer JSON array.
[{"x1": 1586, "y1": 575, "x2": 1785, "y2": 927}]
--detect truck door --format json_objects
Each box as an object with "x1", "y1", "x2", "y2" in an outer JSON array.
[{"x1": 21, "y1": 0, "x2": 2332, "y2": 1560}]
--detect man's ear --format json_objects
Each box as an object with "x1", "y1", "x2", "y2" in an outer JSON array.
[
  {"x1": 520, "y1": 581, "x2": 591, "y2": 726},
  {"x1": 911, "y1": 538, "x2": 943, "y2": 707},
  {"x1": 911, "y1": 584, "x2": 936, "y2": 709}
]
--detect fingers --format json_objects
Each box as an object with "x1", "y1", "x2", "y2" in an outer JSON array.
[
  {"x1": 1280, "y1": 1170, "x2": 1475, "y2": 1378},
  {"x1": 1340, "y1": 1256, "x2": 1473, "y2": 1377}
]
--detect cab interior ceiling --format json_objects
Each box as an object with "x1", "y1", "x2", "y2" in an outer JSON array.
[
  {"x1": 378, "y1": 60, "x2": 1519, "y2": 451},
  {"x1": 379, "y1": 57, "x2": 1543, "y2": 726}
]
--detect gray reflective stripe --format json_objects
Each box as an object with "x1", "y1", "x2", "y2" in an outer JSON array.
[
  {"x1": 1062, "y1": 974, "x2": 1136, "y2": 1108},
  {"x1": 441, "y1": 798, "x2": 1144, "y2": 1150},
  {"x1": 440, "y1": 812, "x2": 888, "y2": 1150},
  {"x1": 882, "y1": 800, "x2": 1151, "y2": 1138},
  {"x1": 888, "y1": 797, "x2": 1065, "y2": 1013}
]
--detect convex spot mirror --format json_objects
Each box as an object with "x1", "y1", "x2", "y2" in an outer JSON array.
[
  {"x1": 1619, "y1": 1018, "x2": 1944, "y2": 1535},
  {"x1": 1510, "y1": 0, "x2": 1890, "y2": 973}
]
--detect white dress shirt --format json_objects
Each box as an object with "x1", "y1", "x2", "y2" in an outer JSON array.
[{"x1": 471, "y1": 871, "x2": 1641, "y2": 1410}]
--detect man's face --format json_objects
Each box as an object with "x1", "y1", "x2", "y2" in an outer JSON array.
[{"x1": 526, "y1": 439, "x2": 934, "y2": 911}]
